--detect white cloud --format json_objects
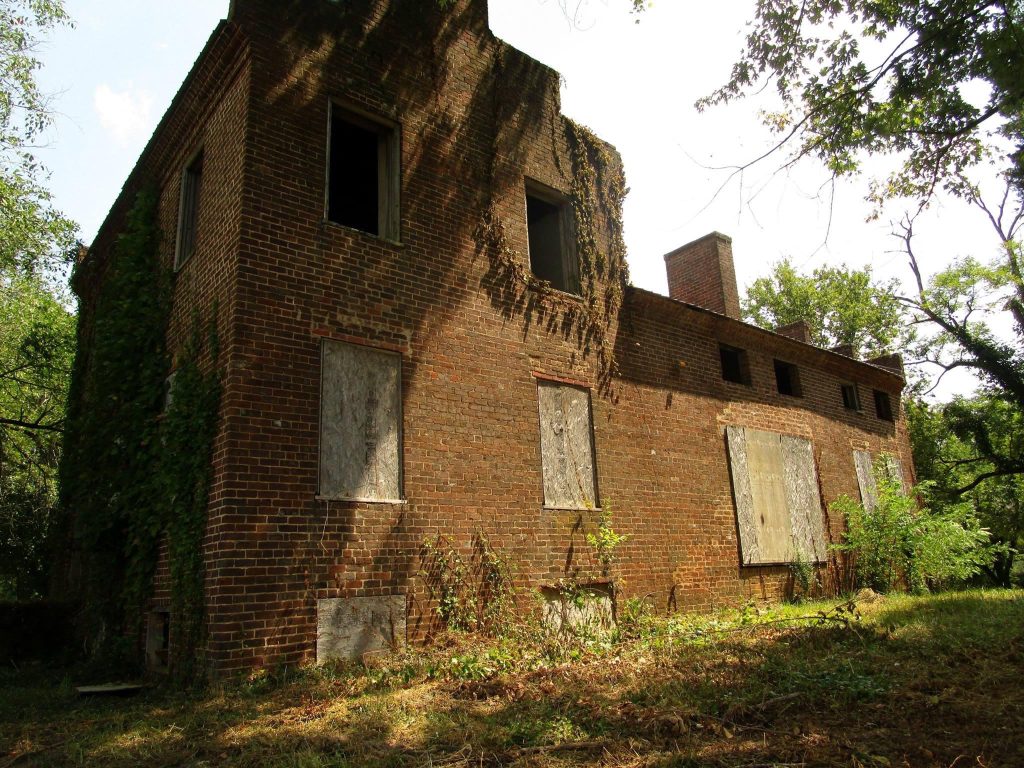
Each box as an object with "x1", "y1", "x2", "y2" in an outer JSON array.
[{"x1": 93, "y1": 83, "x2": 154, "y2": 146}]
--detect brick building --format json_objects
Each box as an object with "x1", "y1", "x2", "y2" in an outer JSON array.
[{"x1": 71, "y1": 0, "x2": 913, "y2": 676}]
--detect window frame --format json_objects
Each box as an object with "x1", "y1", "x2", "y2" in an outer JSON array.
[
  {"x1": 719, "y1": 344, "x2": 751, "y2": 385},
  {"x1": 524, "y1": 178, "x2": 579, "y2": 295},
  {"x1": 773, "y1": 359, "x2": 803, "y2": 397},
  {"x1": 873, "y1": 389, "x2": 895, "y2": 421},
  {"x1": 174, "y1": 148, "x2": 204, "y2": 271},
  {"x1": 840, "y1": 382, "x2": 861, "y2": 411},
  {"x1": 325, "y1": 100, "x2": 401, "y2": 242}
]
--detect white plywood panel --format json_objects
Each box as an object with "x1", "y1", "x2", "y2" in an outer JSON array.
[
  {"x1": 781, "y1": 435, "x2": 827, "y2": 562},
  {"x1": 538, "y1": 382, "x2": 596, "y2": 509},
  {"x1": 853, "y1": 450, "x2": 877, "y2": 512},
  {"x1": 745, "y1": 429, "x2": 792, "y2": 563},
  {"x1": 729, "y1": 428, "x2": 825, "y2": 565},
  {"x1": 316, "y1": 595, "x2": 406, "y2": 661},
  {"x1": 320, "y1": 340, "x2": 401, "y2": 500}
]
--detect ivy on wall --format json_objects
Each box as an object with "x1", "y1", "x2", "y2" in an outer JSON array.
[
  {"x1": 60, "y1": 188, "x2": 221, "y2": 682},
  {"x1": 475, "y1": 118, "x2": 630, "y2": 390}
]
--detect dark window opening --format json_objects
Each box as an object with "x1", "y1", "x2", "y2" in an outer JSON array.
[
  {"x1": 841, "y1": 383, "x2": 861, "y2": 410},
  {"x1": 774, "y1": 360, "x2": 802, "y2": 397},
  {"x1": 327, "y1": 105, "x2": 398, "y2": 239},
  {"x1": 175, "y1": 151, "x2": 203, "y2": 269},
  {"x1": 526, "y1": 183, "x2": 577, "y2": 294},
  {"x1": 719, "y1": 344, "x2": 750, "y2": 384},
  {"x1": 874, "y1": 390, "x2": 894, "y2": 421}
]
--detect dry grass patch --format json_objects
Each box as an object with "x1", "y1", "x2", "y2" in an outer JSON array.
[{"x1": 1, "y1": 590, "x2": 1022, "y2": 767}]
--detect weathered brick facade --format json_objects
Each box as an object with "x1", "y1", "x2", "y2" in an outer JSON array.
[{"x1": 74, "y1": 0, "x2": 913, "y2": 676}]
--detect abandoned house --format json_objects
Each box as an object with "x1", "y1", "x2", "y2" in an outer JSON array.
[{"x1": 64, "y1": 0, "x2": 914, "y2": 677}]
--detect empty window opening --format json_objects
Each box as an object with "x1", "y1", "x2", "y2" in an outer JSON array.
[
  {"x1": 526, "y1": 182, "x2": 577, "y2": 294},
  {"x1": 174, "y1": 151, "x2": 203, "y2": 270},
  {"x1": 774, "y1": 360, "x2": 802, "y2": 397},
  {"x1": 841, "y1": 383, "x2": 860, "y2": 410},
  {"x1": 327, "y1": 104, "x2": 399, "y2": 239},
  {"x1": 874, "y1": 390, "x2": 894, "y2": 421},
  {"x1": 146, "y1": 611, "x2": 170, "y2": 672},
  {"x1": 719, "y1": 344, "x2": 750, "y2": 384}
]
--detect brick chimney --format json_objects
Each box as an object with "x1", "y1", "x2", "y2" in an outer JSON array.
[
  {"x1": 775, "y1": 320, "x2": 813, "y2": 344},
  {"x1": 664, "y1": 232, "x2": 741, "y2": 319}
]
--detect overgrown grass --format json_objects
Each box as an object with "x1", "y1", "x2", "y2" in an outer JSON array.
[{"x1": 2, "y1": 589, "x2": 1022, "y2": 767}]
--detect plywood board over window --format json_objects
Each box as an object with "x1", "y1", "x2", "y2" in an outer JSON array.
[
  {"x1": 319, "y1": 340, "x2": 401, "y2": 501},
  {"x1": 854, "y1": 450, "x2": 906, "y2": 512},
  {"x1": 726, "y1": 426, "x2": 827, "y2": 565},
  {"x1": 537, "y1": 381, "x2": 597, "y2": 509}
]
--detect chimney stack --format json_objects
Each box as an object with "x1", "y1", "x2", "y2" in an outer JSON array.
[
  {"x1": 663, "y1": 232, "x2": 741, "y2": 319},
  {"x1": 775, "y1": 320, "x2": 813, "y2": 344}
]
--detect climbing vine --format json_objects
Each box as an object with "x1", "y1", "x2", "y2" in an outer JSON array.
[
  {"x1": 60, "y1": 188, "x2": 221, "y2": 681},
  {"x1": 475, "y1": 117, "x2": 630, "y2": 390},
  {"x1": 61, "y1": 187, "x2": 169, "y2": 652},
  {"x1": 160, "y1": 313, "x2": 221, "y2": 681}
]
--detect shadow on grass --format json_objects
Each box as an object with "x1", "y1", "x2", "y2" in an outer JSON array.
[{"x1": 2, "y1": 591, "x2": 1023, "y2": 767}]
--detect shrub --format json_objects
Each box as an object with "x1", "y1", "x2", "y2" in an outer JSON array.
[{"x1": 830, "y1": 456, "x2": 992, "y2": 593}]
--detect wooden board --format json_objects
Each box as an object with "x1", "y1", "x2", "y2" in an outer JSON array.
[
  {"x1": 853, "y1": 450, "x2": 877, "y2": 512},
  {"x1": 781, "y1": 435, "x2": 827, "y2": 561},
  {"x1": 727, "y1": 427, "x2": 826, "y2": 565},
  {"x1": 537, "y1": 382, "x2": 597, "y2": 509},
  {"x1": 320, "y1": 340, "x2": 401, "y2": 500}
]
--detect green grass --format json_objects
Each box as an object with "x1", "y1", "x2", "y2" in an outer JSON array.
[{"x1": 2, "y1": 589, "x2": 1023, "y2": 767}]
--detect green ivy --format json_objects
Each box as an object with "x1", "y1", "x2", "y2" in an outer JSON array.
[
  {"x1": 161, "y1": 314, "x2": 221, "y2": 683},
  {"x1": 60, "y1": 188, "x2": 221, "y2": 682}
]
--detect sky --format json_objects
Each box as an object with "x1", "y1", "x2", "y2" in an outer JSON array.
[{"x1": 34, "y1": 0, "x2": 1004, "y2": 397}]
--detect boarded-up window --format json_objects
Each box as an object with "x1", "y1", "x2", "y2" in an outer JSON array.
[
  {"x1": 726, "y1": 426, "x2": 827, "y2": 564},
  {"x1": 319, "y1": 340, "x2": 401, "y2": 500},
  {"x1": 537, "y1": 382, "x2": 597, "y2": 509},
  {"x1": 854, "y1": 450, "x2": 905, "y2": 511}
]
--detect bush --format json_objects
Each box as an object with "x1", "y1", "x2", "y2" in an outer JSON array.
[{"x1": 830, "y1": 457, "x2": 993, "y2": 593}]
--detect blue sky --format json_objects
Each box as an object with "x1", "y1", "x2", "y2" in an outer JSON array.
[{"x1": 33, "y1": 0, "x2": 1001, "y2": 397}]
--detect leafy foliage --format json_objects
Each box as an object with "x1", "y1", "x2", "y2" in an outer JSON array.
[
  {"x1": 701, "y1": 0, "x2": 1024, "y2": 199},
  {"x1": 742, "y1": 258, "x2": 910, "y2": 358},
  {"x1": 0, "y1": 0, "x2": 77, "y2": 600},
  {"x1": 0, "y1": 271, "x2": 74, "y2": 598},
  {"x1": 0, "y1": 0, "x2": 76, "y2": 278},
  {"x1": 908, "y1": 397, "x2": 1023, "y2": 586},
  {"x1": 830, "y1": 456, "x2": 992, "y2": 593},
  {"x1": 59, "y1": 190, "x2": 221, "y2": 679}
]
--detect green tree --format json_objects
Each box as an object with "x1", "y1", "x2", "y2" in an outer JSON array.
[
  {"x1": 700, "y1": 0, "x2": 1024, "y2": 199},
  {"x1": 0, "y1": 0, "x2": 77, "y2": 597},
  {"x1": 0, "y1": 0, "x2": 76, "y2": 277},
  {"x1": 908, "y1": 396, "x2": 1023, "y2": 586},
  {"x1": 742, "y1": 259, "x2": 910, "y2": 358},
  {"x1": 707, "y1": 0, "x2": 1024, "y2": 459},
  {"x1": 0, "y1": 272, "x2": 75, "y2": 598}
]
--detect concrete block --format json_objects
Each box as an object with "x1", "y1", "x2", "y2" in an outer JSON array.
[{"x1": 316, "y1": 595, "x2": 406, "y2": 662}]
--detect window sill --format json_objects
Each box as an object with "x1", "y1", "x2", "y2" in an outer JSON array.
[
  {"x1": 316, "y1": 495, "x2": 407, "y2": 505},
  {"x1": 321, "y1": 219, "x2": 403, "y2": 247},
  {"x1": 526, "y1": 280, "x2": 583, "y2": 301},
  {"x1": 542, "y1": 505, "x2": 602, "y2": 513}
]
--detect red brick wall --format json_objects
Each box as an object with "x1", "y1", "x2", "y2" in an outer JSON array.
[
  {"x1": 664, "y1": 232, "x2": 741, "y2": 319},
  {"x1": 79, "y1": 0, "x2": 914, "y2": 676}
]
